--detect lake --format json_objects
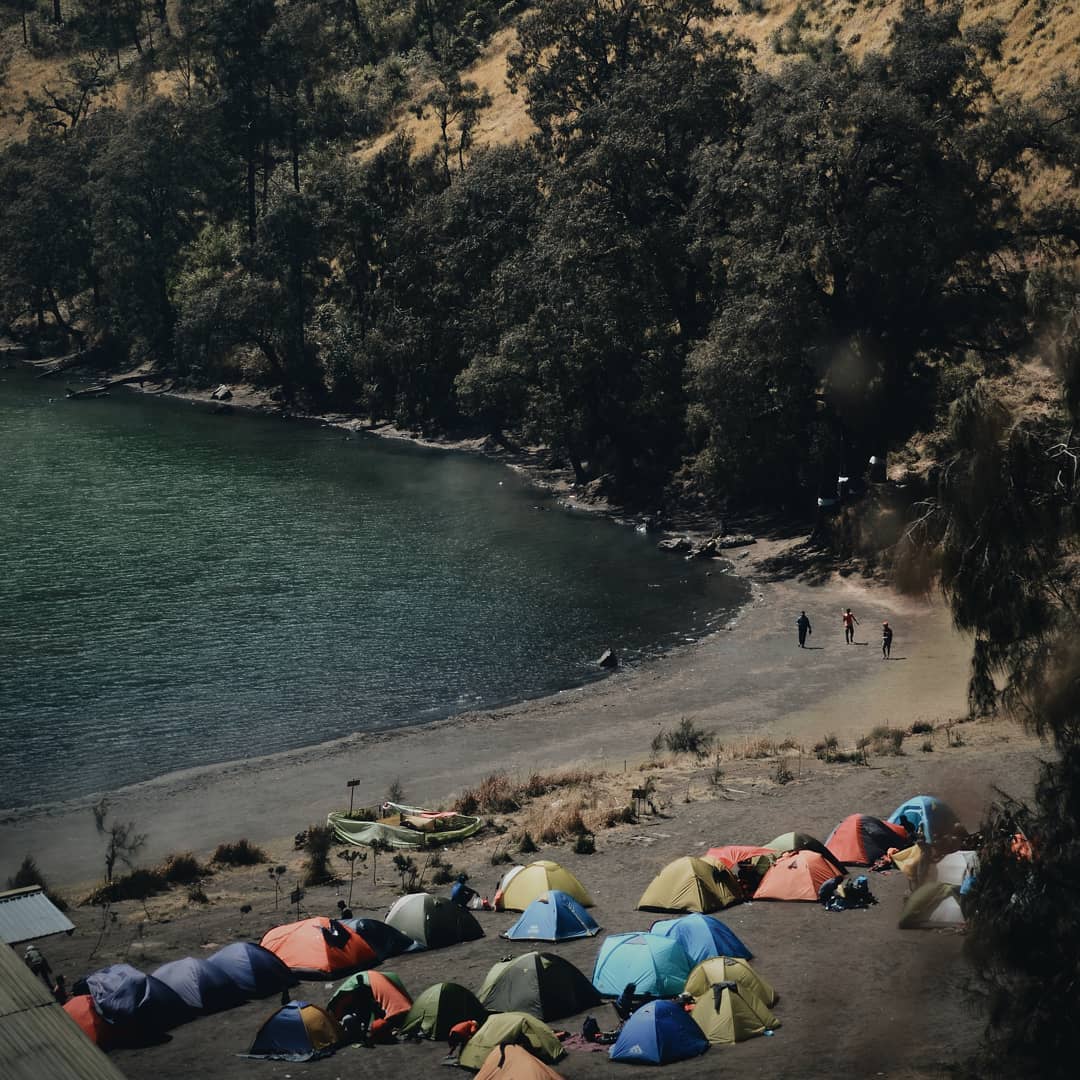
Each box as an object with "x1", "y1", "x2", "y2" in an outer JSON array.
[{"x1": 0, "y1": 367, "x2": 748, "y2": 809}]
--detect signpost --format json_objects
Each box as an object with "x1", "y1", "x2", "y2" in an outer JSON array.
[{"x1": 347, "y1": 778, "x2": 361, "y2": 817}]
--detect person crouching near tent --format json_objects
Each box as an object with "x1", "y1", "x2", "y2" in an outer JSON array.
[{"x1": 447, "y1": 1019, "x2": 480, "y2": 1061}]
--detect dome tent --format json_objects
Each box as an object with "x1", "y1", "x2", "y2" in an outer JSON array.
[
  {"x1": 826, "y1": 815, "x2": 910, "y2": 866},
  {"x1": 477, "y1": 952, "x2": 600, "y2": 1021},
  {"x1": 75, "y1": 963, "x2": 191, "y2": 1032},
  {"x1": 608, "y1": 1000, "x2": 709, "y2": 1065},
  {"x1": 690, "y1": 983, "x2": 779, "y2": 1045},
  {"x1": 459, "y1": 1012, "x2": 566, "y2": 1071},
  {"x1": 385, "y1": 892, "x2": 484, "y2": 949},
  {"x1": 398, "y1": 982, "x2": 488, "y2": 1040},
  {"x1": 763, "y1": 831, "x2": 846, "y2": 872},
  {"x1": 754, "y1": 851, "x2": 842, "y2": 902},
  {"x1": 327, "y1": 971, "x2": 412, "y2": 1038},
  {"x1": 888, "y1": 795, "x2": 960, "y2": 845},
  {"x1": 637, "y1": 857, "x2": 740, "y2": 913},
  {"x1": 930, "y1": 850, "x2": 978, "y2": 888},
  {"x1": 151, "y1": 956, "x2": 246, "y2": 1013},
  {"x1": 501, "y1": 890, "x2": 601, "y2": 942},
  {"x1": 63, "y1": 994, "x2": 133, "y2": 1050},
  {"x1": 898, "y1": 882, "x2": 966, "y2": 929},
  {"x1": 474, "y1": 1043, "x2": 568, "y2": 1080},
  {"x1": 649, "y1": 913, "x2": 752, "y2": 962},
  {"x1": 245, "y1": 1001, "x2": 343, "y2": 1061},
  {"x1": 592, "y1": 933, "x2": 693, "y2": 997},
  {"x1": 204, "y1": 942, "x2": 296, "y2": 998},
  {"x1": 341, "y1": 917, "x2": 423, "y2": 961},
  {"x1": 496, "y1": 862, "x2": 593, "y2": 912},
  {"x1": 703, "y1": 845, "x2": 778, "y2": 870},
  {"x1": 684, "y1": 956, "x2": 777, "y2": 1007},
  {"x1": 260, "y1": 917, "x2": 376, "y2": 978}
]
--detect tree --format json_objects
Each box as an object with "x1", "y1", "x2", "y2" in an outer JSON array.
[{"x1": 420, "y1": 69, "x2": 491, "y2": 183}]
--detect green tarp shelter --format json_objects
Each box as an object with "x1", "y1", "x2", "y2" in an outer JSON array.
[
  {"x1": 398, "y1": 982, "x2": 487, "y2": 1040},
  {"x1": 477, "y1": 952, "x2": 599, "y2": 1022}
]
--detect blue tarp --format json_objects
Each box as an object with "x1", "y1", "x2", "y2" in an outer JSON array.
[
  {"x1": 609, "y1": 1000, "x2": 709, "y2": 1064},
  {"x1": 649, "y1": 914, "x2": 752, "y2": 962},
  {"x1": 888, "y1": 796, "x2": 960, "y2": 845},
  {"x1": 75, "y1": 963, "x2": 191, "y2": 1031},
  {"x1": 502, "y1": 890, "x2": 601, "y2": 942},
  {"x1": 205, "y1": 942, "x2": 296, "y2": 998},
  {"x1": 592, "y1": 933, "x2": 693, "y2": 997},
  {"x1": 152, "y1": 956, "x2": 246, "y2": 1013}
]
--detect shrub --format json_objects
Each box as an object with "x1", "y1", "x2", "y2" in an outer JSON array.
[
  {"x1": 921, "y1": 739, "x2": 935, "y2": 753},
  {"x1": 518, "y1": 831, "x2": 539, "y2": 854},
  {"x1": 84, "y1": 868, "x2": 168, "y2": 905},
  {"x1": 212, "y1": 839, "x2": 268, "y2": 866},
  {"x1": 7, "y1": 855, "x2": 67, "y2": 911},
  {"x1": 870, "y1": 726, "x2": 905, "y2": 756},
  {"x1": 910, "y1": 720, "x2": 934, "y2": 735},
  {"x1": 743, "y1": 737, "x2": 778, "y2": 759},
  {"x1": 187, "y1": 882, "x2": 209, "y2": 904},
  {"x1": 159, "y1": 853, "x2": 210, "y2": 885},
  {"x1": 302, "y1": 824, "x2": 338, "y2": 887},
  {"x1": 574, "y1": 833, "x2": 596, "y2": 855},
  {"x1": 663, "y1": 718, "x2": 715, "y2": 758},
  {"x1": 774, "y1": 760, "x2": 794, "y2": 785},
  {"x1": 490, "y1": 848, "x2": 513, "y2": 866}
]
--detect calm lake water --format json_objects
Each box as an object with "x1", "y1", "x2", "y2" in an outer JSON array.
[{"x1": 0, "y1": 368, "x2": 748, "y2": 809}]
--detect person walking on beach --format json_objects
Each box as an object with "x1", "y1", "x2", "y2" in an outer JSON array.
[
  {"x1": 882, "y1": 621, "x2": 893, "y2": 659},
  {"x1": 842, "y1": 608, "x2": 859, "y2": 644},
  {"x1": 797, "y1": 611, "x2": 812, "y2": 648}
]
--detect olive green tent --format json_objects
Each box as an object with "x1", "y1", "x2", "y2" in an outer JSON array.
[
  {"x1": 683, "y1": 957, "x2": 777, "y2": 1008},
  {"x1": 898, "y1": 882, "x2": 965, "y2": 929},
  {"x1": 764, "y1": 832, "x2": 845, "y2": 872},
  {"x1": 459, "y1": 1012, "x2": 566, "y2": 1071},
  {"x1": 690, "y1": 983, "x2": 779, "y2": 1045},
  {"x1": 385, "y1": 892, "x2": 484, "y2": 949},
  {"x1": 638, "y1": 857, "x2": 741, "y2": 913},
  {"x1": 477, "y1": 952, "x2": 599, "y2": 1021},
  {"x1": 398, "y1": 982, "x2": 487, "y2": 1040}
]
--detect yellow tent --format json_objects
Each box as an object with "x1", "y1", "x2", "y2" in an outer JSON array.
[
  {"x1": 637, "y1": 857, "x2": 740, "y2": 913},
  {"x1": 690, "y1": 984, "x2": 779, "y2": 1045},
  {"x1": 683, "y1": 956, "x2": 777, "y2": 1008},
  {"x1": 891, "y1": 843, "x2": 927, "y2": 885},
  {"x1": 498, "y1": 861, "x2": 593, "y2": 912},
  {"x1": 459, "y1": 1012, "x2": 566, "y2": 1070},
  {"x1": 474, "y1": 1043, "x2": 567, "y2": 1079}
]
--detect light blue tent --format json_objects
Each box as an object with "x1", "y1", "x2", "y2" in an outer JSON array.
[
  {"x1": 649, "y1": 914, "x2": 752, "y2": 963},
  {"x1": 592, "y1": 933, "x2": 693, "y2": 997},
  {"x1": 501, "y1": 890, "x2": 601, "y2": 942},
  {"x1": 888, "y1": 796, "x2": 960, "y2": 845},
  {"x1": 609, "y1": 1000, "x2": 709, "y2": 1065}
]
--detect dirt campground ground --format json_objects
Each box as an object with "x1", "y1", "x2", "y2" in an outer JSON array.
[{"x1": 2, "y1": 539, "x2": 1050, "y2": 1078}]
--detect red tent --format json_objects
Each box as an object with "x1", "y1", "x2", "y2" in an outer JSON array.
[
  {"x1": 63, "y1": 994, "x2": 132, "y2": 1050},
  {"x1": 826, "y1": 815, "x2": 909, "y2": 866},
  {"x1": 703, "y1": 846, "x2": 777, "y2": 869},
  {"x1": 753, "y1": 852, "x2": 841, "y2": 902},
  {"x1": 261, "y1": 917, "x2": 377, "y2": 979}
]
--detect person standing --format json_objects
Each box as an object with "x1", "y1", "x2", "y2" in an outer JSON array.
[
  {"x1": 797, "y1": 611, "x2": 812, "y2": 648},
  {"x1": 882, "y1": 621, "x2": 893, "y2": 659},
  {"x1": 842, "y1": 608, "x2": 859, "y2": 644}
]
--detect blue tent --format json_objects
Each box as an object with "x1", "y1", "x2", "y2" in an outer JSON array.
[
  {"x1": 246, "y1": 1002, "x2": 343, "y2": 1062},
  {"x1": 152, "y1": 957, "x2": 246, "y2": 1013},
  {"x1": 592, "y1": 933, "x2": 693, "y2": 998},
  {"x1": 888, "y1": 796, "x2": 959, "y2": 845},
  {"x1": 502, "y1": 890, "x2": 601, "y2": 942},
  {"x1": 205, "y1": 942, "x2": 296, "y2": 998},
  {"x1": 609, "y1": 1000, "x2": 709, "y2": 1065},
  {"x1": 341, "y1": 918, "x2": 423, "y2": 961},
  {"x1": 649, "y1": 914, "x2": 752, "y2": 963},
  {"x1": 75, "y1": 963, "x2": 191, "y2": 1031}
]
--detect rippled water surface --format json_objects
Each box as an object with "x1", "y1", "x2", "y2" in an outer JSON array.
[{"x1": 0, "y1": 368, "x2": 748, "y2": 808}]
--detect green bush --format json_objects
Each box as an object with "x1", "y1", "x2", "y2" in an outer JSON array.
[{"x1": 212, "y1": 839, "x2": 269, "y2": 866}]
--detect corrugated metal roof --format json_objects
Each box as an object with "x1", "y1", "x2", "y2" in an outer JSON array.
[
  {"x1": 0, "y1": 887, "x2": 75, "y2": 945},
  {"x1": 0, "y1": 942, "x2": 127, "y2": 1080}
]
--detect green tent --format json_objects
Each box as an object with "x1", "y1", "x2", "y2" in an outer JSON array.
[
  {"x1": 898, "y1": 882, "x2": 965, "y2": 929},
  {"x1": 764, "y1": 832, "x2": 845, "y2": 872},
  {"x1": 637, "y1": 857, "x2": 741, "y2": 913},
  {"x1": 691, "y1": 983, "x2": 779, "y2": 1045},
  {"x1": 477, "y1": 952, "x2": 599, "y2": 1022},
  {"x1": 683, "y1": 957, "x2": 777, "y2": 1008},
  {"x1": 459, "y1": 1012, "x2": 566, "y2": 1071},
  {"x1": 385, "y1": 892, "x2": 484, "y2": 949},
  {"x1": 398, "y1": 982, "x2": 487, "y2": 1040}
]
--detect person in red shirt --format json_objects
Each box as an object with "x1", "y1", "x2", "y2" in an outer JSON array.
[{"x1": 842, "y1": 608, "x2": 859, "y2": 644}]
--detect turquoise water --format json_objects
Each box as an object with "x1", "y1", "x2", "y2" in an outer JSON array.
[{"x1": 0, "y1": 368, "x2": 748, "y2": 809}]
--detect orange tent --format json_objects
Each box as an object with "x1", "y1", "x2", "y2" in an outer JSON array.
[
  {"x1": 475, "y1": 1043, "x2": 567, "y2": 1079},
  {"x1": 703, "y1": 846, "x2": 777, "y2": 869},
  {"x1": 261, "y1": 917, "x2": 377, "y2": 979},
  {"x1": 825, "y1": 815, "x2": 909, "y2": 866},
  {"x1": 328, "y1": 971, "x2": 412, "y2": 1039},
  {"x1": 64, "y1": 994, "x2": 129, "y2": 1049},
  {"x1": 754, "y1": 851, "x2": 841, "y2": 902}
]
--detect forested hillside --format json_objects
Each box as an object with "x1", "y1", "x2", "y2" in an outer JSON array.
[{"x1": 0, "y1": 0, "x2": 1077, "y2": 509}]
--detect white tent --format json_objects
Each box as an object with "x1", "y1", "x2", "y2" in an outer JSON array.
[{"x1": 930, "y1": 850, "x2": 977, "y2": 887}]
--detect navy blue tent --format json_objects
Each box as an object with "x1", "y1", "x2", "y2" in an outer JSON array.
[
  {"x1": 152, "y1": 957, "x2": 246, "y2": 1013},
  {"x1": 75, "y1": 963, "x2": 191, "y2": 1031},
  {"x1": 609, "y1": 1000, "x2": 709, "y2": 1065},
  {"x1": 246, "y1": 1002, "x2": 343, "y2": 1062},
  {"x1": 649, "y1": 914, "x2": 752, "y2": 962},
  {"x1": 502, "y1": 890, "x2": 601, "y2": 942},
  {"x1": 341, "y1": 918, "x2": 423, "y2": 961},
  {"x1": 205, "y1": 942, "x2": 296, "y2": 998}
]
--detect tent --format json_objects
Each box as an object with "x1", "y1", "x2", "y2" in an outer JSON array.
[
  {"x1": 502, "y1": 890, "x2": 600, "y2": 942},
  {"x1": 245, "y1": 1001, "x2": 343, "y2": 1061},
  {"x1": 637, "y1": 857, "x2": 740, "y2": 913},
  {"x1": 475, "y1": 1043, "x2": 568, "y2": 1080},
  {"x1": 690, "y1": 983, "x2": 779, "y2": 1044},
  {"x1": 497, "y1": 862, "x2": 593, "y2": 912},
  {"x1": 385, "y1": 892, "x2": 484, "y2": 949},
  {"x1": 63, "y1": 995, "x2": 130, "y2": 1050},
  {"x1": 204, "y1": 942, "x2": 296, "y2": 998},
  {"x1": 684, "y1": 956, "x2": 777, "y2": 1007},
  {"x1": 825, "y1": 815, "x2": 910, "y2": 866},
  {"x1": 898, "y1": 882, "x2": 966, "y2": 929},
  {"x1": 890, "y1": 844, "x2": 927, "y2": 884},
  {"x1": 151, "y1": 957, "x2": 245, "y2": 1013},
  {"x1": 398, "y1": 982, "x2": 488, "y2": 1040},
  {"x1": 592, "y1": 933, "x2": 693, "y2": 997},
  {"x1": 754, "y1": 851, "x2": 841, "y2": 902},
  {"x1": 75, "y1": 964, "x2": 190, "y2": 1032},
  {"x1": 327, "y1": 971, "x2": 412, "y2": 1037},
  {"x1": 888, "y1": 796, "x2": 960, "y2": 845},
  {"x1": 477, "y1": 952, "x2": 599, "y2": 1021},
  {"x1": 929, "y1": 850, "x2": 978, "y2": 888},
  {"x1": 649, "y1": 913, "x2": 752, "y2": 962},
  {"x1": 703, "y1": 845, "x2": 777, "y2": 870},
  {"x1": 608, "y1": 1000, "x2": 709, "y2": 1065},
  {"x1": 459, "y1": 1012, "x2": 566, "y2": 1070},
  {"x1": 341, "y1": 918, "x2": 423, "y2": 961},
  {"x1": 260, "y1": 917, "x2": 376, "y2": 979},
  {"x1": 764, "y1": 831, "x2": 845, "y2": 872}
]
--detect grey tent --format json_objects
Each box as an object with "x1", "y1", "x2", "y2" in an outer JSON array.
[
  {"x1": 477, "y1": 952, "x2": 600, "y2": 1021},
  {"x1": 385, "y1": 892, "x2": 483, "y2": 949},
  {"x1": 398, "y1": 982, "x2": 488, "y2": 1040}
]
